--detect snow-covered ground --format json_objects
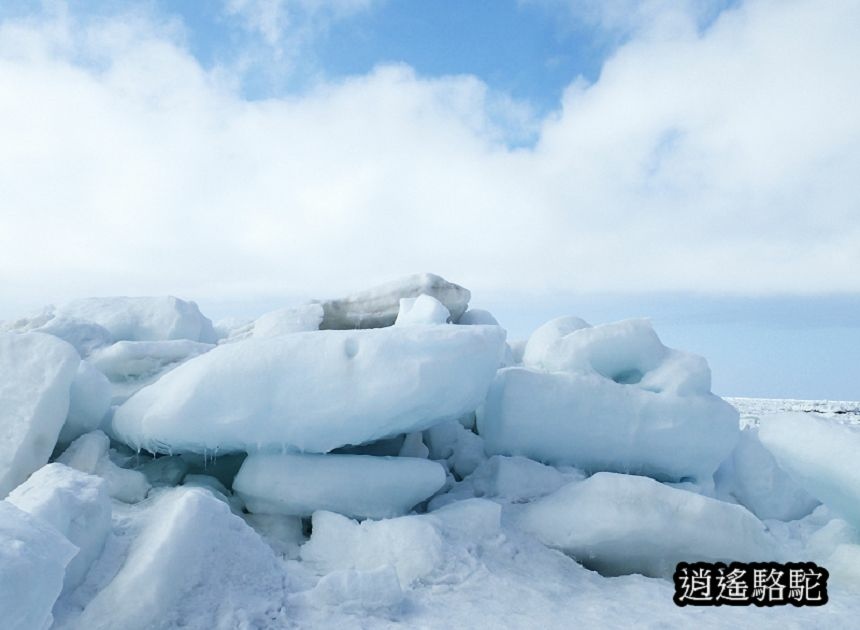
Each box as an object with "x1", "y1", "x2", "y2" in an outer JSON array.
[
  {"x1": 2, "y1": 276, "x2": 859, "y2": 629},
  {"x1": 728, "y1": 397, "x2": 860, "y2": 427}
]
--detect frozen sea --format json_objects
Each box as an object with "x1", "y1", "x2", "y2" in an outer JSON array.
[{"x1": 729, "y1": 397, "x2": 860, "y2": 427}]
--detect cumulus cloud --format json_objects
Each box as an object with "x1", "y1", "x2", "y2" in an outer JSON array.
[{"x1": 0, "y1": 0, "x2": 858, "y2": 316}]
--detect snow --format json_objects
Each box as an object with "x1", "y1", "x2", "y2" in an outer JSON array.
[
  {"x1": 507, "y1": 338, "x2": 527, "y2": 364},
  {"x1": 67, "y1": 487, "x2": 286, "y2": 630},
  {"x1": 456, "y1": 308, "x2": 499, "y2": 326},
  {"x1": 517, "y1": 472, "x2": 776, "y2": 578},
  {"x1": 137, "y1": 456, "x2": 190, "y2": 487},
  {"x1": 479, "y1": 365, "x2": 738, "y2": 482},
  {"x1": 479, "y1": 318, "x2": 738, "y2": 482},
  {"x1": 212, "y1": 316, "x2": 252, "y2": 340},
  {"x1": 398, "y1": 431, "x2": 430, "y2": 459},
  {"x1": 288, "y1": 499, "x2": 860, "y2": 629},
  {"x1": 5, "y1": 285, "x2": 860, "y2": 628},
  {"x1": 728, "y1": 397, "x2": 860, "y2": 427},
  {"x1": 88, "y1": 339, "x2": 214, "y2": 382},
  {"x1": 112, "y1": 324, "x2": 506, "y2": 454},
  {"x1": 826, "y1": 544, "x2": 860, "y2": 589},
  {"x1": 221, "y1": 304, "x2": 325, "y2": 342},
  {"x1": 394, "y1": 294, "x2": 451, "y2": 326},
  {"x1": 521, "y1": 315, "x2": 591, "y2": 367},
  {"x1": 477, "y1": 456, "x2": 579, "y2": 501},
  {"x1": 31, "y1": 317, "x2": 113, "y2": 358},
  {"x1": 59, "y1": 361, "x2": 112, "y2": 444},
  {"x1": 318, "y1": 273, "x2": 470, "y2": 329},
  {"x1": 0, "y1": 306, "x2": 55, "y2": 333},
  {"x1": 788, "y1": 511, "x2": 860, "y2": 589},
  {"x1": 0, "y1": 332, "x2": 80, "y2": 497},
  {"x1": 251, "y1": 303, "x2": 324, "y2": 338},
  {"x1": 715, "y1": 426, "x2": 819, "y2": 521},
  {"x1": 56, "y1": 431, "x2": 110, "y2": 473},
  {"x1": 1, "y1": 307, "x2": 112, "y2": 357},
  {"x1": 181, "y1": 473, "x2": 231, "y2": 498},
  {"x1": 177, "y1": 452, "x2": 246, "y2": 490},
  {"x1": 424, "y1": 419, "x2": 487, "y2": 478},
  {"x1": 301, "y1": 510, "x2": 444, "y2": 585},
  {"x1": 759, "y1": 412, "x2": 860, "y2": 528},
  {"x1": 234, "y1": 453, "x2": 446, "y2": 519},
  {"x1": 89, "y1": 340, "x2": 216, "y2": 407},
  {"x1": 433, "y1": 455, "x2": 580, "y2": 506},
  {"x1": 428, "y1": 497, "x2": 502, "y2": 539},
  {"x1": 244, "y1": 513, "x2": 304, "y2": 558},
  {"x1": 7, "y1": 463, "x2": 111, "y2": 592},
  {"x1": 57, "y1": 296, "x2": 217, "y2": 343},
  {"x1": 299, "y1": 566, "x2": 404, "y2": 613},
  {"x1": 0, "y1": 501, "x2": 77, "y2": 630},
  {"x1": 101, "y1": 466, "x2": 151, "y2": 504},
  {"x1": 57, "y1": 431, "x2": 151, "y2": 503},
  {"x1": 804, "y1": 511, "x2": 858, "y2": 559},
  {"x1": 182, "y1": 474, "x2": 245, "y2": 513},
  {"x1": 300, "y1": 500, "x2": 503, "y2": 594},
  {"x1": 532, "y1": 318, "x2": 713, "y2": 396}
]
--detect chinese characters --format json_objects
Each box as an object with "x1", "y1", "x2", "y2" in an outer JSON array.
[{"x1": 673, "y1": 562, "x2": 828, "y2": 607}]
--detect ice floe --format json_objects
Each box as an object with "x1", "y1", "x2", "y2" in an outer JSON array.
[
  {"x1": 112, "y1": 324, "x2": 505, "y2": 454},
  {"x1": 479, "y1": 319, "x2": 739, "y2": 482},
  {"x1": 0, "y1": 332, "x2": 80, "y2": 496},
  {"x1": 2, "y1": 276, "x2": 859, "y2": 628}
]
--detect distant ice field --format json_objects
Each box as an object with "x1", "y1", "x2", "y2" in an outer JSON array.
[{"x1": 728, "y1": 397, "x2": 860, "y2": 427}]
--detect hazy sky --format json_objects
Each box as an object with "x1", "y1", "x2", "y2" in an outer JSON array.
[{"x1": 1, "y1": 1, "x2": 858, "y2": 398}]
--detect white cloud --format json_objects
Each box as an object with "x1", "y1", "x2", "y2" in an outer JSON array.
[
  {"x1": 226, "y1": 0, "x2": 377, "y2": 42},
  {"x1": 0, "y1": 0, "x2": 858, "y2": 316},
  {"x1": 224, "y1": 0, "x2": 378, "y2": 58}
]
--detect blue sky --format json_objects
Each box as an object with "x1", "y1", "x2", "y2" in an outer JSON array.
[
  {"x1": 143, "y1": 0, "x2": 738, "y2": 126},
  {"x1": 0, "y1": 0, "x2": 737, "y2": 126},
  {"x1": 0, "y1": 0, "x2": 857, "y2": 399},
  {"x1": 254, "y1": 0, "x2": 610, "y2": 113},
  {"x1": 475, "y1": 293, "x2": 860, "y2": 400},
  {"x1": 149, "y1": 0, "x2": 641, "y2": 107}
]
